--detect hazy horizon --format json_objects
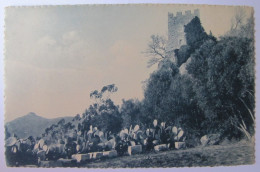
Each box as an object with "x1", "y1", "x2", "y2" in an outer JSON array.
[{"x1": 4, "y1": 4, "x2": 253, "y2": 122}]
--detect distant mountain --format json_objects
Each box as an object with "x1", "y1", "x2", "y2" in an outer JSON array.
[{"x1": 5, "y1": 112, "x2": 74, "y2": 139}]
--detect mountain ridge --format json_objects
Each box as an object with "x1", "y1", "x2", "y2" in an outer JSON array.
[{"x1": 5, "y1": 112, "x2": 74, "y2": 139}]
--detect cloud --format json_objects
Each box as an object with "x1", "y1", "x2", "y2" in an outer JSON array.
[
  {"x1": 61, "y1": 31, "x2": 80, "y2": 45},
  {"x1": 37, "y1": 35, "x2": 56, "y2": 46},
  {"x1": 20, "y1": 30, "x2": 94, "y2": 69}
]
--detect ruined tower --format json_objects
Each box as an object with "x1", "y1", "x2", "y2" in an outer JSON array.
[{"x1": 166, "y1": 9, "x2": 200, "y2": 55}]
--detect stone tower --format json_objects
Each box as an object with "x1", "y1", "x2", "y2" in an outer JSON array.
[{"x1": 166, "y1": 9, "x2": 200, "y2": 55}]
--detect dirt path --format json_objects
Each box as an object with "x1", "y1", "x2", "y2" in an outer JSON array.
[{"x1": 81, "y1": 141, "x2": 255, "y2": 168}]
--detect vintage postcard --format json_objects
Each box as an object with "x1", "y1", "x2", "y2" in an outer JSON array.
[{"x1": 4, "y1": 4, "x2": 255, "y2": 168}]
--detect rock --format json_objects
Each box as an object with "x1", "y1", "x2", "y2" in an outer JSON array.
[
  {"x1": 88, "y1": 153, "x2": 93, "y2": 159},
  {"x1": 92, "y1": 152, "x2": 103, "y2": 159},
  {"x1": 39, "y1": 160, "x2": 62, "y2": 167},
  {"x1": 175, "y1": 142, "x2": 186, "y2": 149},
  {"x1": 72, "y1": 153, "x2": 92, "y2": 163},
  {"x1": 109, "y1": 150, "x2": 118, "y2": 157},
  {"x1": 128, "y1": 145, "x2": 142, "y2": 156},
  {"x1": 208, "y1": 134, "x2": 221, "y2": 145},
  {"x1": 154, "y1": 144, "x2": 169, "y2": 152},
  {"x1": 200, "y1": 134, "x2": 221, "y2": 146},
  {"x1": 57, "y1": 158, "x2": 77, "y2": 167},
  {"x1": 103, "y1": 150, "x2": 117, "y2": 158},
  {"x1": 200, "y1": 135, "x2": 209, "y2": 146}
]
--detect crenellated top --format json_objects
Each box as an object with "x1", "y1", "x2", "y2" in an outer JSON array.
[{"x1": 168, "y1": 9, "x2": 200, "y2": 21}]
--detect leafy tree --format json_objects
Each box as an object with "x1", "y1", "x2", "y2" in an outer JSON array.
[
  {"x1": 186, "y1": 35, "x2": 254, "y2": 138},
  {"x1": 120, "y1": 99, "x2": 142, "y2": 128},
  {"x1": 90, "y1": 99, "x2": 122, "y2": 133},
  {"x1": 73, "y1": 114, "x2": 81, "y2": 121},
  {"x1": 58, "y1": 119, "x2": 65, "y2": 126},
  {"x1": 90, "y1": 84, "x2": 118, "y2": 104},
  {"x1": 142, "y1": 59, "x2": 179, "y2": 125},
  {"x1": 87, "y1": 84, "x2": 122, "y2": 133}
]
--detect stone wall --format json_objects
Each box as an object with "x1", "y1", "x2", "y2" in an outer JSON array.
[{"x1": 167, "y1": 9, "x2": 200, "y2": 54}]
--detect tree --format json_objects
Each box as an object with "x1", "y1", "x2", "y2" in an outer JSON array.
[
  {"x1": 90, "y1": 99, "x2": 122, "y2": 133},
  {"x1": 141, "y1": 13, "x2": 255, "y2": 140},
  {"x1": 144, "y1": 34, "x2": 167, "y2": 67},
  {"x1": 58, "y1": 119, "x2": 65, "y2": 126},
  {"x1": 87, "y1": 84, "x2": 122, "y2": 133},
  {"x1": 120, "y1": 99, "x2": 142, "y2": 128},
  {"x1": 90, "y1": 84, "x2": 118, "y2": 104},
  {"x1": 226, "y1": 10, "x2": 254, "y2": 39},
  {"x1": 231, "y1": 7, "x2": 247, "y2": 30},
  {"x1": 142, "y1": 59, "x2": 179, "y2": 124},
  {"x1": 186, "y1": 35, "x2": 255, "y2": 138}
]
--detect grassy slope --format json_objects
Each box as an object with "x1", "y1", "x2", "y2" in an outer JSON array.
[{"x1": 82, "y1": 141, "x2": 254, "y2": 168}]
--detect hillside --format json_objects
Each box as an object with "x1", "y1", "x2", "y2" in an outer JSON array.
[
  {"x1": 5, "y1": 112, "x2": 73, "y2": 139},
  {"x1": 82, "y1": 141, "x2": 254, "y2": 168}
]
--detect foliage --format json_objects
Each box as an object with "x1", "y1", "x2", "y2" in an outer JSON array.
[
  {"x1": 87, "y1": 84, "x2": 122, "y2": 133},
  {"x1": 142, "y1": 14, "x2": 254, "y2": 140},
  {"x1": 174, "y1": 17, "x2": 216, "y2": 67},
  {"x1": 184, "y1": 16, "x2": 211, "y2": 51},
  {"x1": 120, "y1": 99, "x2": 142, "y2": 128},
  {"x1": 186, "y1": 36, "x2": 255, "y2": 138},
  {"x1": 89, "y1": 99, "x2": 122, "y2": 133},
  {"x1": 226, "y1": 11, "x2": 254, "y2": 39},
  {"x1": 174, "y1": 45, "x2": 191, "y2": 67},
  {"x1": 142, "y1": 59, "x2": 179, "y2": 125},
  {"x1": 90, "y1": 84, "x2": 118, "y2": 101}
]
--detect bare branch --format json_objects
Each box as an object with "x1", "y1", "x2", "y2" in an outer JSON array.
[
  {"x1": 143, "y1": 34, "x2": 167, "y2": 67},
  {"x1": 231, "y1": 7, "x2": 247, "y2": 30}
]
